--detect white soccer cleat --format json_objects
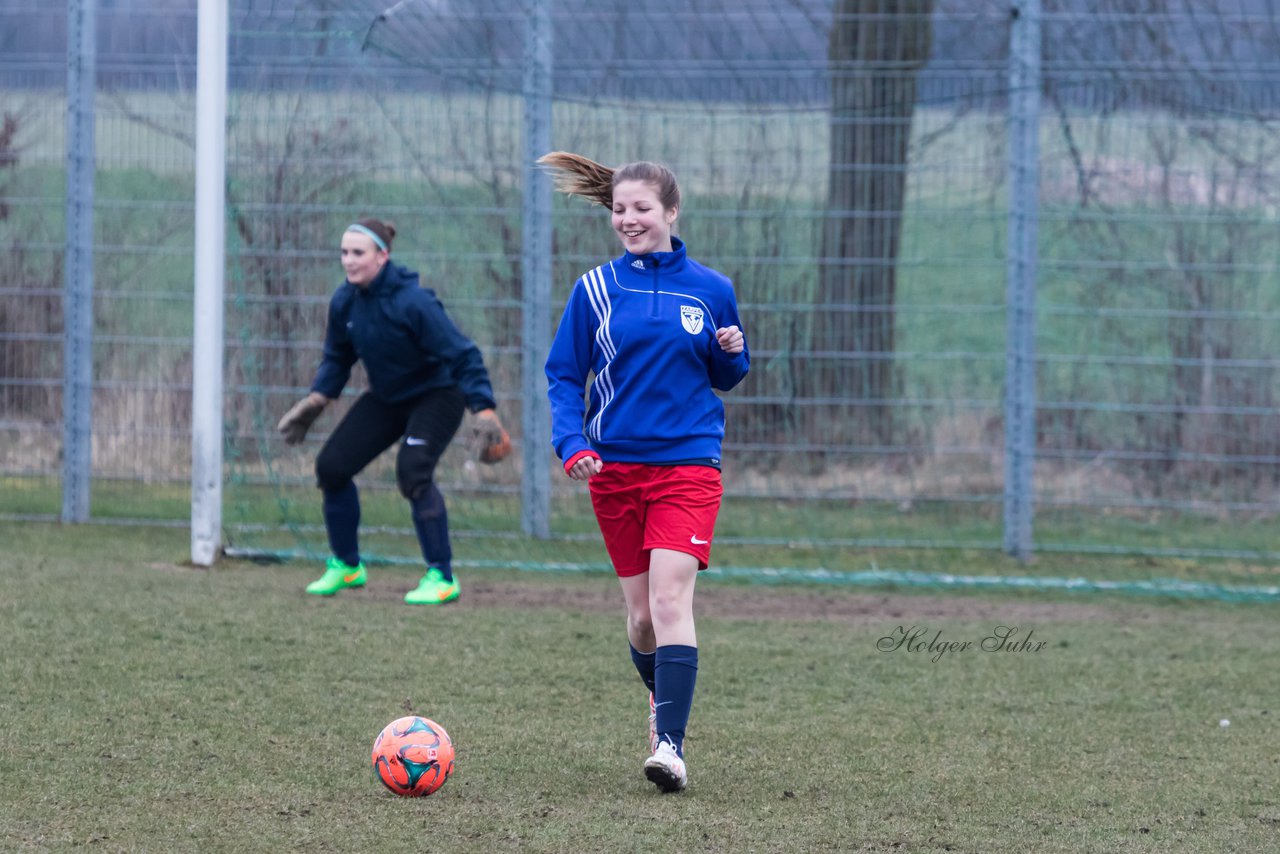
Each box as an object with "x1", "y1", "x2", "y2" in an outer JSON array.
[
  {"x1": 647, "y1": 692, "x2": 658, "y2": 755},
  {"x1": 644, "y1": 740, "x2": 688, "y2": 792}
]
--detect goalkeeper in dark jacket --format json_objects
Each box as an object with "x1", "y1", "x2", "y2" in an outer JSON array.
[{"x1": 277, "y1": 217, "x2": 510, "y2": 604}]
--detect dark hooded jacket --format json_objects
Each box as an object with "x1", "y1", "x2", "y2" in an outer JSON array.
[{"x1": 311, "y1": 261, "x2": 495, "y2": 411}]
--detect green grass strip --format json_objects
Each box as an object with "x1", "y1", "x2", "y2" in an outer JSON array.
[{"x1": 224, "y1": 546, "x2": 1280, "y2": 603}]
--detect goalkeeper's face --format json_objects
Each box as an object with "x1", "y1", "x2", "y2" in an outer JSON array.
[{"x1": 340, "y1": 231, "x2": 389, "y2": 287}]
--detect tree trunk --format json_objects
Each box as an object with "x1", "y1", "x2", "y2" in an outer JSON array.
[{"x1": 814, "y1": 0, "x2": 933, "y2": 445}]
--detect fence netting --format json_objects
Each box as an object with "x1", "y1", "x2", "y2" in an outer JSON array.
[{"x1": 2, "y1": 0, "x2": 1278, "y2": 581}]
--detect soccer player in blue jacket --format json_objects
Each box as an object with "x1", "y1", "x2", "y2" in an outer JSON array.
[
  {"x1": 276, "y1": 218, "x2": 510, "y2": 605},
  {"x1": 540, "y1": 152, "x2": 750, "y2": 792}
]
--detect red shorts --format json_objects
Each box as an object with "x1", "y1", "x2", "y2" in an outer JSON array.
[{"x1": 588, "y1": 463, "x2": 723, "y2": 577}]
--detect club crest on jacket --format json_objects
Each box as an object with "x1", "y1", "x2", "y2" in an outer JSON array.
[{"x1": 681, "y1": 305, "x2": 704, "y2": 335}]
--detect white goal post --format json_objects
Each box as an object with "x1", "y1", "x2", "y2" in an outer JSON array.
[{"x1": 191, "y1": 0, "x2": 228, "y2": 567}]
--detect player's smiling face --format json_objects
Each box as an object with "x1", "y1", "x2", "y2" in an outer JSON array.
[
  {"x1": 340, "y1": 231, "x2": 388, "y2": 287},
  {"x1": 612, "y1": 179, "x2": 677, "y2": 256}
]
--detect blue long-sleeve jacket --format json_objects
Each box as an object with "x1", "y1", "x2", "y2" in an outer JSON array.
[
  {"x1": 311, "y1": 261, "x2": 496, "y2": 411},
  {"x1": 545, "y1": 238, "x2": 749, "y2": 466}
]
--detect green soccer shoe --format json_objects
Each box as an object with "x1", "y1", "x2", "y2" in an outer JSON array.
[
  {"x1": 404, "y1": 566, "x2": 460, "y2": 605},
  {"x1": 305, "y1": 557, "x2": 367, "y2": 596}
]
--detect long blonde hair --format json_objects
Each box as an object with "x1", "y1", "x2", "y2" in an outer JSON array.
[{"x1": 537, "y1": 151, "x2": 681, "y2": 212}]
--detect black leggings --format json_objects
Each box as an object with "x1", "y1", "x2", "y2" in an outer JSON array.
[{"x1": 315, "y1": 386, "x2": 466, "y2": 499}]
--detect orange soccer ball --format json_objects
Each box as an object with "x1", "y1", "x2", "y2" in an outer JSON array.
[{"x1": 371, "y1": 716, "x2": 455, "y2": 797}]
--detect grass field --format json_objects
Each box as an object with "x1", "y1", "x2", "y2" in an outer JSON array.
[
  {"x1": 4, "y1": 519, "x2": 1280, "y2": 852},
  {"x1": 8, "y1": 476, "x2": 1280, "y2": 586}
]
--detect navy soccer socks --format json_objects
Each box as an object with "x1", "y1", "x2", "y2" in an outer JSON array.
[
  {"x1": 410, "y1": 484, "x2": 453, "y2": 582},
  {"x1": 653, "y1": 644, "x2": 698, "y2": 758},
  {"x1": 322, "y1": 481, "x2": 361, "y2": 567},
  {"x1": 630, "y1": 644, "x2": 657, "y2": 693}
]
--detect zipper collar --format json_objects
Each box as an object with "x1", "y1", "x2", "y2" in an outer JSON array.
[
  {"x1": 622, "y1": 236, "x2": 687, "y2": 274},
  {"x1": 353, "y1": 261, "x2": 411, "y2": 296}
]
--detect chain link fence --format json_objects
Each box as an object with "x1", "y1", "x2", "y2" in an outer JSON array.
[{"x1": 2, "y1": 0, "x2": 1278, "y2": 568}]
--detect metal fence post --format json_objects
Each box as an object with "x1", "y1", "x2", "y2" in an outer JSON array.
[
  {"x1": 1004, "y1": 0, "x2": 1041, "y2": 560},
  {"x1": 191, "y1": 0, "x2": 228, "y2": 566},
  {"x1": 62, "y1": 0, "x2": 95, "y2": 523},
  {"x1": 520, "y1": 0, "x2": 553, "y2": 538}
]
